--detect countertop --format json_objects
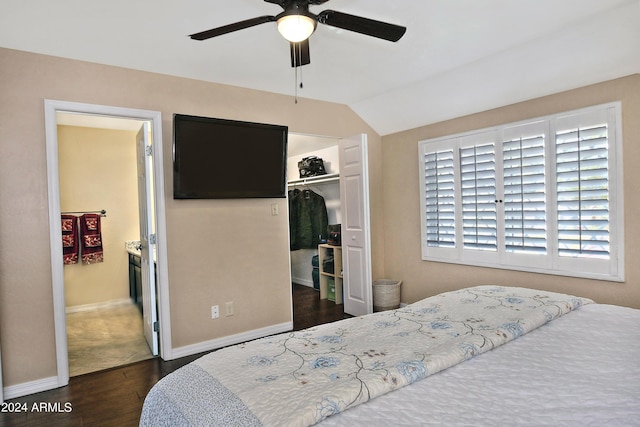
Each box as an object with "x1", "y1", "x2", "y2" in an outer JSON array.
[{"x1": 125, "y1": 240, "x2": 141, "y2": 256}]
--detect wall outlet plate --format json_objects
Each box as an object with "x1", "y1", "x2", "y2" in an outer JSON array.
[{"x1": 225, "y1": 301, "x2": 234, "y2": 316}]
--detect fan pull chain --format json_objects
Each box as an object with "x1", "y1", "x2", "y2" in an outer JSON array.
[
  {"x1": 295, "y1": 66, "x2": 304, "y2": 104},
  {"x1": 293, "y1": 43, "x2": 304, "y2": 104},
  {"x1": 295, "y1": 67, "x2": 298, "y2": 104},
  {"x1": 299, "y1": 64, "x2": 304, "y2": 89}
]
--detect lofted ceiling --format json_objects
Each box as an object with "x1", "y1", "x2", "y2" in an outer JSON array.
[{"x1": 1, "y1": 0, "x2": 639, "y2": 135}]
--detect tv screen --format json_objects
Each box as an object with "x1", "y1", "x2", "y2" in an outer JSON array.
[{"x1": 173, "y1": 114, "x2": 288, "y2": 199}]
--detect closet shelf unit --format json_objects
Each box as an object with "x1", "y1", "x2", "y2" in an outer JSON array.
[
  {"x1": 318, "y1": 244, "x2": 343, "y2": 304},
  {"x1": 287, "y1": 173, "x2": 340, "y2": 187}
]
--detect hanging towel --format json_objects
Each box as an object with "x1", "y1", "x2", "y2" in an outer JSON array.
[
  {"x1": 80, "y1": 213, "x2": 104, "y2": 264},
  {"x1": 61, "y1": 214, "x2": 79, "y2": 265}
]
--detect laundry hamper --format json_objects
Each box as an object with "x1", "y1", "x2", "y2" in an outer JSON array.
[{"x1": 373, "y1": 279, "x2": 402, "y2": 312}]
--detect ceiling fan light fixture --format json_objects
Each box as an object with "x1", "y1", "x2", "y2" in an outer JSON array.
[{"x1": 277, "y1": 14, "x2": 316, "y2": 42}]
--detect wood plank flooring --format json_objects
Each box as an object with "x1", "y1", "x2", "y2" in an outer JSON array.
[{"x1": 1, "y1": 284, "x2": 346, "y2": 427}]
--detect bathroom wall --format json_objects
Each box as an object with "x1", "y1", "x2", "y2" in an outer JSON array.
[{"x1": 58, "y1": 125, "x2": 141, "y2": 308}]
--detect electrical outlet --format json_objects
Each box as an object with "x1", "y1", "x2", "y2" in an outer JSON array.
[
  {"x1": 211, "y1": 305, "x2": 219, "y2": 319},
  {"x1": 225, "y1": 301, "x2": 234, "y2": 316}
]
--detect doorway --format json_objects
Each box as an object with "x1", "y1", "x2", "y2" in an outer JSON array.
[
  {"x1": 57, "y1": 118, "x2": 151, "y2": 376},
  {"x1": 44, "y1": 100, "x2": 170, "y2": 388},
  {"x1": 287, "y1": 133, "x2": 373, "y2": 319}
]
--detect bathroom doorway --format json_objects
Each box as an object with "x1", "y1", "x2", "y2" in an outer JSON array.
[
  {"x1": 57, "y1": 118, "x2": 150, "y2": 375},
  {"x1": 44, "y1": 100, "x2": 170, "y2": 387}
]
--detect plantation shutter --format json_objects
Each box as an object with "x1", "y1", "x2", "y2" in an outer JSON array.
[
  {"x1": 459, "y1": 143, "x2": 497, "y2": 251},
  {"x1": 419, "y1": 102, "x2": 622, "y2": 281},
  {"x1": 424, "y1": 149, "x2": 456, "y2": 247},
  {"x1": 502, "y1": 134, "x2": 547, "y2": 254},
  {"x1": 555, "y1": 123, "x2": 610, "y2": 259}
]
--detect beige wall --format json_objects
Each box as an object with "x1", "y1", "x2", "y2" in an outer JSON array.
[
  {"x1": 382, "y1": 74, "x2": 640, "y2": 309},
  {"x1": 58, "y1": 125, "x2": 140, "y2": 307},
  {"x1": 3, "y1": 43, "x2": 635, "y2": 395},
  {"x1": 0, "y1": 47, "x2": 383, "y2": 388}
]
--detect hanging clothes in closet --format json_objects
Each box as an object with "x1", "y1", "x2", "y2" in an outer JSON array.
[{"x1": 288, "y1": 188, "x2": 329, "y2": 250}]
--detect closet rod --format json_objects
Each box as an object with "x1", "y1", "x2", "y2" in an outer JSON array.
[{"x1": 61, "y1": 209, "x2": 107, "y2": 217}]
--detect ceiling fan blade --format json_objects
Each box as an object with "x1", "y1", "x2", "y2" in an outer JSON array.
[
  {"x1": 264, "y1": 0, "x2": 329, "y2": 5},
  {"x1": 317, "y1": 10, "x2": 406, "y2": 42},
  {"x1": 290, "y1": 39, "x2": 310, "y2": 68},
  {"x1": 189, "y1": 15, "x2": 276, "y2": 40}
]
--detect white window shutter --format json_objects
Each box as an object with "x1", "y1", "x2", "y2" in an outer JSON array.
[
  {"x1": 418, "y1": 102, "x2": 622, "y2": 281},
  {"x1": 502, "y1": 133, "x2": 547, "y2": 254},
  {"x1": 459, "y1": 143, "x2": 497, "y2": 252},
  {"x1": 555, "y1": 123, "x2": 610, "y2": 259},
  {"x1": 423, "y1": 150, "x2": 456, "y2": 248}
]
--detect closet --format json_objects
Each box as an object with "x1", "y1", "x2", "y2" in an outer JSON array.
[
  {"x1": 287, "y1": 134, "x2": 341, "y2": 291},
  {"x1": 287, "y1": 133, "x2": 372, "y2": 316}
]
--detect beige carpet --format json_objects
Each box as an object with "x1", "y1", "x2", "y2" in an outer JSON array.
[{"x1": 66, "y1": 303, "x2": 153, "y2": 377}]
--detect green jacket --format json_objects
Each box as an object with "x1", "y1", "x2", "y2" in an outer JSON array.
[{"x1": 289, "y1": 189, "x2": 329, "y2": 250}]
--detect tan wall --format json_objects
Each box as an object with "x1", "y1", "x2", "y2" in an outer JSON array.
[
  {"x1": 382, "y1": 74, "x2": 640, "y2": 309},
  {"x1": 0, "y1": 47, "x2": 383, "y2": 388},
  {"x1": 58, "y1": 125, "x2": 140, "y2": 307}
]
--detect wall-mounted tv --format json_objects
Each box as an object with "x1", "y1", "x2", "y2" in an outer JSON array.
[{"x1": 173, "y1": 114, "x2": 288, "y2": 199}]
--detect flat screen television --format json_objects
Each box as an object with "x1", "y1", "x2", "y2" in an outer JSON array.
[{"x1": 173, "y1": 114, "x2": 288, "y2": 199}]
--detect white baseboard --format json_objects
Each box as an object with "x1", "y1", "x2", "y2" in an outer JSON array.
[
  {"x1": 168, "y1": 321, "x2": 293, "y2": 360},
  {"x1": 292, "y1": 276, "x2": 314, "y2": 287},
  {"x1": 66, "y1": 298, "x2": 132, "y2": 314},
  {"x1": 3, "y1": 376, "x2": 61, "y2": 400}
]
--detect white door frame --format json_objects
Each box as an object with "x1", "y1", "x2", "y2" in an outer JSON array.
[{"x1": 44, "y1": 100, "x2": 172, "y2": 388}]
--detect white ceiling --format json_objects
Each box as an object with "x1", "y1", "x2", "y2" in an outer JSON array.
[{"x1": 2, "y1": 0, "x2": 639, "y2": 135}]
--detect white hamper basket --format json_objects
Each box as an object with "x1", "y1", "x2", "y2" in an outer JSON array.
[{"x1": 373, "y1": 279, "x2": 402, "y2": 312}]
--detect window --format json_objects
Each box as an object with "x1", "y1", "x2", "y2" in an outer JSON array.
[{"x1": 418, "y1": 103, "x2": 623, "y2": 281}]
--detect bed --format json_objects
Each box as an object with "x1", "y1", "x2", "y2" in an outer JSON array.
[{"x1": 140, "y1": 286, "x2": 640, "y2": 426}]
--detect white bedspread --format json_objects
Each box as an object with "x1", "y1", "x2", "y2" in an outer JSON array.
[
  {"x1": 141, "y1": 286, "x2": 590, "y2": 427},
  {"x1": 319, "y1": 303, "x2": 640, "y2": 426}
]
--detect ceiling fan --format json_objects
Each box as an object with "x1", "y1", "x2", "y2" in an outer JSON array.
[{"x1": 189, "y1": 0, "x2": 407, "y2": 67}]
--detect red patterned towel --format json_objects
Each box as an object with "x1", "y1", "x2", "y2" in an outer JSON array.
[
  {"x1": 80, "y1": 213, "x2": 104, "y2": 264},
  {"x1": 61, "y1": 214, "x2": 79, "y2": 265}
]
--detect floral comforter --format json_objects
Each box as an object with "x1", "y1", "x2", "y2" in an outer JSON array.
[{"x1": 140, "y1": 286, "x2": 591, "y2": 427}]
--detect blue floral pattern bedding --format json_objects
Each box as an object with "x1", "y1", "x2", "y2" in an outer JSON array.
[{"x1": 140, "y1": 286, "x2": 591, "y2": 427}]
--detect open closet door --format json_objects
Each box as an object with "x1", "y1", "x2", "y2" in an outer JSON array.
[
  {"x1": 339, "y1": 134, "x2": 373, "y2": 316},
  {"x1": 136, "y1": 123, "x2": 159, "y2": 356}
]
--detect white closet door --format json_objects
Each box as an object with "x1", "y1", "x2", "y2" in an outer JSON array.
[{"x1": 339, "y1": 134, "x2": 373, "y2": 316}]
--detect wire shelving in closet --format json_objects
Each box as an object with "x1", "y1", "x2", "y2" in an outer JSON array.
[{"x1": 287, "y1": 173, "x2": 340, "y2": 187}]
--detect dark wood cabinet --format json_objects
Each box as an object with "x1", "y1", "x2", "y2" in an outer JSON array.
[
  {"x1": 129, "y1": 252, "x2": 158, "y2": 316},
  {"x1": 128, "y1": 253, "x2": 143, "y2": 312}
]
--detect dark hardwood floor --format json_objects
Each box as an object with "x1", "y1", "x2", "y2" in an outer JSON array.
[{"x1": 1, "y1": 284, "x2": 346, "y2": 427}]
